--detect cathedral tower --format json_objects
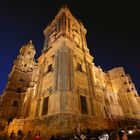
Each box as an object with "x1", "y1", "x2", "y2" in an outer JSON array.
[
  {"x1": 0, "y1": 41, "x2": 37, "y2": 119},
  {"x1": 36, "y1": 6, "x2": 95, "y2": 119}
]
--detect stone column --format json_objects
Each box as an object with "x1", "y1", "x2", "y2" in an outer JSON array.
[
  {"x1": 65, "y1": 16, "x2": 68, "y2": 33},
  {"x1": 87, "y1": 63, "x2": 95, "y2": 116},
  {"x1": 58, "y1": 47, "x2": 69, "y2": 91},
  {"x1": 69, "y1": 53, "x2": 74, "y2": 90},
  {"x1": 57, "y1": 20, "x2": 60, "y2": 34},
  {"x1": 64, "y1": 51, "x2": 69, "y2": 90},
  {"x1": 53, "y1": 51, "x2": 59, "y2": 91},
  {"x1": 59, "y1": 17, "x2": 63, "y2": 33},
  {"x1": 67, "y1": 18, "x2": 70, "y2": 33},
  {"x1": 17, "y1": 93, "x2": 26, "y2": 118},
  {"x1": 100, "y1": 68, "x2": 105, "y2": 86},
  {"x1": 62, "y1": 15, "x2": 66, "y2": 35},
  {"x1": 35, "y1": 65, "x2": 44, "y2": 117},
  {"x1": 92, "y1": 64, "x2": 96, "y2": 83},
  {"x1": 80, "y1": 29, "x2": 86, "y2": 52},
  {"x1": 58, "y1": 50, "x2": 64, "y2": 90},
  {"x1": 58, "y1": 46, "x2": 70, "y2": 110},
  {"x1": 69, "y1": 18, "x2": 72, "y2": 37},
  {"x1": 89, "y1": 65, "x2": 95, "y2": 94}
]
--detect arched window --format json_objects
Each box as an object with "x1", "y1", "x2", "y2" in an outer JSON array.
[
  {"x1": 124, "y1": 81, "x2": 127, "y2": 84},
  {"x1": 80, "y1": 95, "x2": 87, "y2": 114},
  {"x1": 77, "y1": 63, "x2": 82, "y2": 72},
  {"x1": 47, "y1": 64, "x2": 52, "y2": 73},
  {"x1": 42, "y1": 97, "x2": 49, "y2": 115}
]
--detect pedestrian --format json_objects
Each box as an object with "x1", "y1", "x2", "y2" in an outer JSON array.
[
  {"x1": 33, "y1": 130, "x2": 41, "y2": 140},
  {"x1": 17, "y1": 129, "x2": 23, "y2": 140},
  {"x1": 118, "y1": 130, "x2": 128, "y2": 140},
  {"x1": 10, "y1": 130, "x2": 15, "y2": 140},
  {"x1": 73, "y1": 128, "x2": 81, "y2": 139},
  {"x1": 98, "y1": 132, "x2": 109, "y2": 140},
  {"x1": 77, "y1": 123, "x2": 80, "y2": 135},
  {"x1": 85, "y1": 128, "x2": 91, "y2": 139}
]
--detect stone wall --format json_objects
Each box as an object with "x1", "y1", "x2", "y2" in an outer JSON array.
[{"x1": 8, "y1": 114, "x2": 116, "y2": 139}]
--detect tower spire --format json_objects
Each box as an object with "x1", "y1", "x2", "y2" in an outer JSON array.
[{"x1": 61, "y1": 3, "x2": 69, "y2": 10}]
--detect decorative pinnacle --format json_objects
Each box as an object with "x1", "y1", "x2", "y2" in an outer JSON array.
[
  {"x1": 29, "y1": 40, "x2": 32, "y2": 43},
  {"x1": 61, "y1": 4, "x2": 69, "y2": 10}
]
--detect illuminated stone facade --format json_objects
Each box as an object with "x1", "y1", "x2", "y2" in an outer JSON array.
[{"x1": 0, "y1": 6, "x2": 140, "y2": 138}]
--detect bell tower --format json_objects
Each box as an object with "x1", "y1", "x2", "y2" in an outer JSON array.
[
  {"x1": 37, "y1": 6, "x2": 95, "y2": 127},
  {"x1": 6, "y1": 40, "x2": 36, "y2": 93},
  {"x1": 0, "y1": 41, "x2": 36, "y2": 119}
]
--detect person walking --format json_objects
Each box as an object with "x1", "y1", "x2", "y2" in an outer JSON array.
[
  {"x1": 118, "y1": 130, "x2": 128, "y2": 140},
  {"x1": 17, "y1": 129, "x2": 23, "y2": 140},
  {"x1": 33, "y1": 130, "x2": 41, "y2": 140},
  {"x1": 10, "y1": 130, "x2": 15, "y2": 140}
]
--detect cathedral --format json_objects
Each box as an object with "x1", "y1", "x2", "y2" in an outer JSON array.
[{"x1": 0, "y1": 6, "x2": 140, "y2": 138}]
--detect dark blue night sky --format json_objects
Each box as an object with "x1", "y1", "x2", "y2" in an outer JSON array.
[{"x1": 0, "y1": 1, "x2": 140, "y2": 95}]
